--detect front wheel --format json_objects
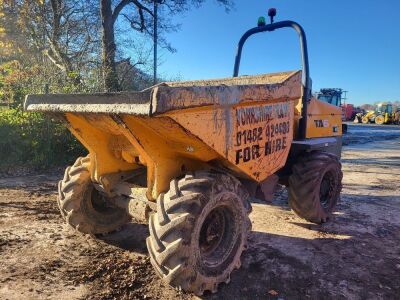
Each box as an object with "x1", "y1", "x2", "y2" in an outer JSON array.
[
  {"x1": 361, "y1": 116, "x2": 370, "y2": 124},
  {"x1": 288, "y1": 151, "x2": 343, "y2": 223},
  {"x1": 58, "y1": 156, "x2": 130, "y2": 234},
  {"x1": 146, "y1": 171, "x2": 251, "y2": 295}
]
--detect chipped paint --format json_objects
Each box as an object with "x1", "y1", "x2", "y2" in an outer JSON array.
[{"x1": 167, "y1": 72, "x2": 301, "y2": 182}]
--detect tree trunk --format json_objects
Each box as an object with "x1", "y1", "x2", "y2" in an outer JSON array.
[{"x1": 100, "y1": 0, "x2": 120, "y2": 92}]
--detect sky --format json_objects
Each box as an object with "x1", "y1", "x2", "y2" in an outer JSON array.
[{"x1": 155, "y1": 0, "x2": 400, "y2": 105}]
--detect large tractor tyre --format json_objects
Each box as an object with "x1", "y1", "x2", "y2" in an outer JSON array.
[
  {"x1": 58, "y1": 156, "x2": 130, "y2": 234},
  {"x1": 146, "y1": 171, "x2": 252, "y2": 295},
  {"x1": 375, "y1": 115, "x2": 385, "y2": 125},
  {"x1": 288, "y1": 151, "x2": 343, "y2": 224}
]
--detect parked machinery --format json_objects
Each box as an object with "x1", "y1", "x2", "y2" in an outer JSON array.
[{"x1": 358, "y1": 102, "x2": 397, "y2": 125}]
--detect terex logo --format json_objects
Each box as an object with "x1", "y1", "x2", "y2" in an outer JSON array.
[{"x1": 314, "y1": 119, "x2": 329, "y2": 128}]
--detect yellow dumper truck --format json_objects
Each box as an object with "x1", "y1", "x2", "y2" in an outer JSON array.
[{"x1": 25, "y1": 11, "x2": 343, "y2": 295}]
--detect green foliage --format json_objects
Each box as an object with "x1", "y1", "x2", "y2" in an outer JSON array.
[
  {"x1": 0, "y1": 60, "x2": 87, "y2": 171},
  {"x1": 0, "y1": 58, "x2": 98, "y2": 171},
  {"x1": 0, "y1": 60, "x2": 30, "y2": 106},
  {"x1": 0, "y1": 107, "x2": 86, "y2": 171}
]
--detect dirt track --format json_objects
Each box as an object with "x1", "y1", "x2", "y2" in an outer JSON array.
[{"x1": 1, "y1": 124, "x2": 400, "y2": 299}]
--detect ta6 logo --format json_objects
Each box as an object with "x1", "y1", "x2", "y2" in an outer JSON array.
[{"x1": 314, "y1": 119, "x2": 329, "y2": 128}]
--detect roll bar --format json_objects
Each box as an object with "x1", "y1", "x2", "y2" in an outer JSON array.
[{"x1": 233, "y1": 20, "x2": 311, "y2": 140}]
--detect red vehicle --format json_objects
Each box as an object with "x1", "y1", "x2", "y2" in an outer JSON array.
[{"x1": 342, "y1": 103, "x2": 356, "y2": 121}]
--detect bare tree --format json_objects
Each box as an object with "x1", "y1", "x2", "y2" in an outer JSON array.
[
  {"x1": 360, "y1": 104, "x2": 375, "y2": 111},
  {"x1": 2, "y1": 0, "x2": 233, "y2": 92},
  {"x1": 100, "y1": 0, "x2": 233, "y2": 92},
  {"x1": 2, "y1": 0, "x2": 100, "y2": 86}
]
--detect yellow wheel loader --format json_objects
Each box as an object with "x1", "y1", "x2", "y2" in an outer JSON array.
[
  {"x1": 361, "y1": 111, "x2": 376, "y2": 124},
  {"x1": 25, "y1": 10, "x2": 343, "y2": 295},
  {"x1": 359, "y1": 102, "x2": 396, "y2": 125},
  {"x1": 375, "y1": 102, "x2": 396, "y2": 124}
]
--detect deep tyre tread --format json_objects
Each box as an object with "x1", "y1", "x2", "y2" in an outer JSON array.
[
  {"x1": 147, "y1": 171, "x2": 252, "y2": 295},
  {"x1": 288, "y1": 151, "x2": 343, "y2": 224},
  {"x1": 58, "y1": 156, "x2": 130, "y2": 234}
]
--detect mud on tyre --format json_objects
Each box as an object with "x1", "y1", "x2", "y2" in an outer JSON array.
[
  {"x1": 58, "y1": 156, "x2": 130, "y2": 234},
  {"x1": 288, "y1": 151, "x2": 343, "y2": 223},
  {"x1": 146, "y1": 171, "x2": 252, "y2": 295}
]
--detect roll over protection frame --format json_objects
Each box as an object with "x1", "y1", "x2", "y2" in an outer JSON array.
[{"x1": 233, "y1": 21, "x2": 311, "y2": 140}]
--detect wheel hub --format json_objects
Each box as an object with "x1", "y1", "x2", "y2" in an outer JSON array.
[
  {"x1": 199, "y1": 208, "x2": 226, "y2": 256},
  {"x1": 89, "y1": 187, "x2": 115, "y2": 213},
  {"x1": 199, "y1": 206, "x2": 236, "y2": 268}
]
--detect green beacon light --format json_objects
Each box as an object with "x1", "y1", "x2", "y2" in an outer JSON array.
[{"x1": 257, "y1": 16, "x2": 266, "y2": 27}]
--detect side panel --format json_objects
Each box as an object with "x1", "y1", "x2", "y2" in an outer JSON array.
[
  {"x1": 233, "y1": 101, "x2": 294, "y2": 181},
  {"x1": 306, "y1": 98, "x2": 343, "y2": 138},
  {"x1": 168, "y1": 99, "x2": 295, "y2": 182}
]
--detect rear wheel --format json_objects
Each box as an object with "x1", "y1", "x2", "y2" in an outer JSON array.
[
  {"x1": 146, "y1": 171, "x2": 251, "y2": 295},
  {"x1": 375, "y1": 115, "x2": 385, "y2": 125},
  {"x1": 288, "y1": 151, "x2": 343, "y2": 223},
  {"x1": 58, "y1": 156, "x2": 130, "y2": 234}
]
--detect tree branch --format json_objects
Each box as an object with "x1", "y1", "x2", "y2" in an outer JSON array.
[
  {"x1": 132, "y1": 0, "x2": 154, "y2": 17},
  {"x1": 112, "y1": 0, "x2": 132, "y2": 24}
]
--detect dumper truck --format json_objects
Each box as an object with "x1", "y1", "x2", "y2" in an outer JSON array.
[{"x1": 25, "y1": 9, "x2": 343, "y2": 295}]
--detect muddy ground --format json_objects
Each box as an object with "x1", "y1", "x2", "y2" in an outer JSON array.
[{"x1": 1, "y1": 124, "x2": 399, "y2": 300}]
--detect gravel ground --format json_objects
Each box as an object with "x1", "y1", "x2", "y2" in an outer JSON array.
[{"x1": 0, "y1": 124, "x2": 399, "y2": 300}]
